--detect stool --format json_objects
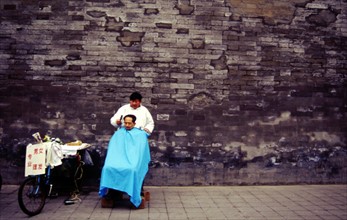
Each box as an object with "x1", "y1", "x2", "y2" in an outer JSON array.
[
  {"x1": 143, "y1": 191, "x2": 150, "y2": 201},
  {"x1": 101, "y1": 197, "x2": 114, "y2": 208}
]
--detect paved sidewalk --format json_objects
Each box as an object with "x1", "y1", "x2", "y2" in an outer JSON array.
[{"x1": 1, "y1": 184, "x2": 346, "y2": 220}]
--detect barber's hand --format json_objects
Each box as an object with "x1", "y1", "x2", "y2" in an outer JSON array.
[
  {"x1": 116, "y1": 119, "x2": 122, "y2": 125},
  {"x1": 143, "y1": 128, "x2": 151, "y2": 134}
]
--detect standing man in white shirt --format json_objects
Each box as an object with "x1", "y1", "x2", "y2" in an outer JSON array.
[{"x1": 110, "y1": 92, "x2": 154, "y2": 134}]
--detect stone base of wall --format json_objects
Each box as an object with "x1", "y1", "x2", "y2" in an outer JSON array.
[
  {"x1": 2, "y1": 159, "x2": 346, "y2": 186},
  {"x1": 145, "y1": 166, "x2": 347, "y2": 186}
]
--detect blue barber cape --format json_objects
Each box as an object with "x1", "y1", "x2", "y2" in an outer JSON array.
[{"x1": 99, "y1": 127, "x2": 151, "y2": 207}]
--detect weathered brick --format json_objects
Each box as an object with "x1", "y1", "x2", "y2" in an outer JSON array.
[
  {"x1": 144, "y1": 8, "x2": 159, "y2": 15},
  {"x1": 155, "y1": 22, "x2": 173, "y2": 29},
  {"x1": 44, "y1": 59, "x2": 67, "y2": 67},
  {"x1": 0, "y1": 0, "x2": 346, "y2": 187},
  {"x1": 175, "y1": 4, "x2": 194, "y2": 15}
]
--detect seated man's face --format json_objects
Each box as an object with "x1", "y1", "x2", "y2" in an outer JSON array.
[{"x1": 124, "y1": 117, "x2": 135, "y2": 130}]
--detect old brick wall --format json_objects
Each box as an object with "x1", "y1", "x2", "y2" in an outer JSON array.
[{"x1": 0, "y1": 0, "x2": 346, "y2": 186}]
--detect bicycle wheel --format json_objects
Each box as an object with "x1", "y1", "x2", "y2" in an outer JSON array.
[{"x1": 18, "y1": 176, "x2": 47, "y2": 216}]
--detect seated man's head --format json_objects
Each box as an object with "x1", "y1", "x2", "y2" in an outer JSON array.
[
  {"x1": 129, "y1": 92, "x2": 142, "y2": 109},
  {"x1": 124, "y1": 114, "x2": 136, "y2": 130}
]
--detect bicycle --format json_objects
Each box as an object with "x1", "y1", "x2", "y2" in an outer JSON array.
[{"x1": 18, "y1": 135, "x2": 90, "y2": 216}]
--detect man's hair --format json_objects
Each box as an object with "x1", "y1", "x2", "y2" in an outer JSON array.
[
  {"x1": 124, "y1": 114, "x2": 136, "y2": 123},
  {"x1": 130, "y1": 92, "x2": 142, "y2": 101}
]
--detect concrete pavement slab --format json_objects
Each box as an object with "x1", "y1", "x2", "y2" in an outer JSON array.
[{"x1": 1, "y1": 185, "x2": 346, "y2": 220}]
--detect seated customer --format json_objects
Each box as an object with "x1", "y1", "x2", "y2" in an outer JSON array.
[{"x1": 99, "y1": 114, "x2": 151, "y2": 208}]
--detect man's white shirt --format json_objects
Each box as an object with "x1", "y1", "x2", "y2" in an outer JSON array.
[{"x1": 110, "y1": 104, "x2": 154, "y2": 133}]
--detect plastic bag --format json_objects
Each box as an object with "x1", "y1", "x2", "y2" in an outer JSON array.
[{"x1": 83, "y1": 150, "x2": 94, "y2": 166}]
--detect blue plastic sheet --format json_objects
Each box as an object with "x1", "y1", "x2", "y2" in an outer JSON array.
[{"x1": 99, "y1": 127, "x2": 151, "y2": 207}]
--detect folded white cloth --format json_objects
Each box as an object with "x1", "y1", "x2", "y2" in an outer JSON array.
[
  {"x1": 46, "y1": 142, "x2": 63, "y2": 168},
  {"x1": 61, "y1": 143, "x2": 91, "y2": 156}
]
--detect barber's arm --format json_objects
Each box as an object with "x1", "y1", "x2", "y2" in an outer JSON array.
[
  {"x1": 110, "y1": 109, "x2": 124, "y2": 128},
  {"x1": 143, "y1": 111, "x2": 155, "y2": 134}
]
